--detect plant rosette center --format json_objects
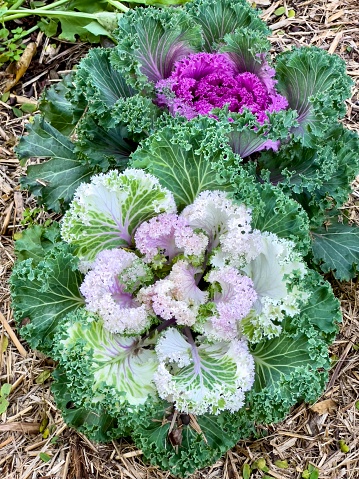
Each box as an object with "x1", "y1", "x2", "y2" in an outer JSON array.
[
  {"x1": 155, "y1": 52, "x2": 288, "y2": 121},
  {"x1": 60, "y1": 169, "x2": 310, "y2": 415}
]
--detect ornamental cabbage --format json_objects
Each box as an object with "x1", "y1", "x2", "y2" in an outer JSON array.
[
  {"x1": 11, "y1": 168, "x2": 342, "y2": 476},
  {"x1": 10, "y1": 0, "x2": 353, "y2": 474},
  {"x1": 17, "y1": 0, "x2": 359, "y2": 280}
]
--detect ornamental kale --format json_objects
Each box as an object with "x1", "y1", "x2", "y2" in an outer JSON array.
[
  {"x1": 10, "y1": 0, "x2": 357, "y2": 475},
  {"x1": 155, "y1": 52, "x2": 288, "y2": 122},
  {"x1": 10, "y1": 168, "x2": 341, "y2": 476},
  {"x1": 17, "y1": 0, "x2": 359, "y2": 280}
]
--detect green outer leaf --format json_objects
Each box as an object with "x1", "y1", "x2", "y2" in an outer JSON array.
[
  {"x1": 52, "y1": 367, "x2": 125, "y2": 442},
  {"x1": 220, "y1": 29, "x2": 270, "y2": 76},
  {"x1": 293, "y1": 270, "x2": 341, "y2": 342},
  {"x1": 73, "y1": 48, "x2": 136, "y2": 119},
  {"x1": 186, "y1": 0, "x2": 268, "y2": 52},
  {"x1": 14, "y1": 223, "x2": 61, "y2": 264},
  {"x1": 75, "y1": 116, "x2": 137, "y2": 171},
  {"x1": 251, "y1": 333, "x2": 314, "y2": 392},
  {"x1": 275, "y1": 47, "x2": 353, "y2": 146},
  {"x1": 130, "y1": 117, "x2": 236, "y2": 210},
  {"x1": 111, "y1": 7, "x2": 202, "y2": 89},
  {"x1": 10, "y1": 243, "x2": 84, "y2": 354},
  {"x1": 17, "y1": 117, "x2": 94, "y2": 212},
  {"x1": 249, "y1": 183, "x2": 310, "y2": 254},
  {"x1": 131, "y1": 399, "x2": 253, "y2": 477},
  {"x1": 220, "y1": 108, "x2": 298, "y2": 160},
  {"x1": 258, "y1": 125, "x2": 359, "y2": 224},
  {"x1": 311, "y1": 221, "x2": 359, "y2": 280},
  {"x1": 38, "y1": 73, "x2": 87, "y2": 135},
  {"x1": 16, "y1": 116, "x2": 75, "y2": 168}
]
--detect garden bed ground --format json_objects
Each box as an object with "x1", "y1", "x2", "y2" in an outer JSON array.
[{"x1": 0, "y1": 1, "x2": 359, "y2": 478}]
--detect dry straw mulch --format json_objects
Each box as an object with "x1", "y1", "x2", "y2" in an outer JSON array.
[{"x1": 1, "y1": 1, "x2": 359, "y2": 478}]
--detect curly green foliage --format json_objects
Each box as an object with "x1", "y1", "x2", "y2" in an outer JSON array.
[
  {"x1": 185, "y1": 0, "x2": 269, "y2": 52},
  {"x1": 52, "y1": 367, "x2": 126, "y2": 443},
  {"x1": 286, "y1": 270, "x2": 341, "y2": 343},
  {"x1": 14, "y1": 223, "x2": 61, "y2": 264},
  {"x1": 110, "y1": 94, "x2": 161, "y2": 137},
  {"x1": 38, "y1": 73, "x2": 87, "y2": 136},
  {"x1": 244, "y1": 267, "x2": 340, "y2": 424},
  {"x1": 74, "y1": 116, "x2": 137, "y2": 171},
  {"x1": 275, "y1": 47, "x2": 353, "y2": 147},
  {"x1": 72, "y1": 47, "x2": 136, "y2": 120},
  {"x1": 216, "y1": 108, "x2": 298, "y2": 159},
  {"x1": 258, "y1": 125, "x2": 359, "y2": 224},
  {"x1": 130, "y1": 116, "x2": 239, "y2": 210},
  {"x1": 248, "y1": 184, "x2": 310, "y2": 255},
  {"x1": 111, "y1": 6, "x2": 202, "y2": 90},
  {"x1": 130, "y1": 400, "x2": 254, "y2": 477},
  {"x1": 10, "y1": 238, "x2": 84, "y2": 355}
]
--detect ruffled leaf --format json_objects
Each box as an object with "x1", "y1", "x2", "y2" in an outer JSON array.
[
  {"x1": 221, "y1": 29, "x2": 271, "y2": 81},
  {"x1": 275, "y1": 47, "x2": 353, "y2": 147},
  {"x1": 154, "y1": 329, "x2": 254, "y2": 415},
  {"x1": 251, "y1": 333, "x2": 316, "y2": 392},
  {"x1": 53, "y1": 310, "x2": 159, "y2": 406},
  {"x1": 130, "y1": 117, "x2": 237, "y2": 209},
  {"x1": 14, "y1": 223, "x2": 61, "y2": 264},
  {"x1": 249, "y1": 183, "x2": 310, "y2": 254},
  {"x1": 52, "y1": 367, "x2": 125, "y2": 442},
  {"x1": 288, "y1": 270, "x2": 341, "y2": 343},
  {"x1": 73, "y1": 48, "x2": 136, "y2": 120},
  {"x1": 75, "y1": 116, "x2": 137, "y2": 171},
  {"x1": 131, "y1": 399, "x2": 253, "y2": 477},
  {"x1": 17, "y1": 117, "x2": 93, "y2": 212},
  {"x1": 112, "y1": 7, "x2": 202, "y2": 89},
  {"x1": 10, "y1": 243, "x2": 84, "y2": 354},
  {"x1": 186, "y1": 0, "x2": 268, "y2": 52},
  {"x1": 224, "y1": 109, "x2": 298, "y2": 159},
  {"x1": 61, "y1": 169, "x2": 176, "y2": 262},
  {"x1": 38, "y1": 73, "x2": 87, "y2": 135}
]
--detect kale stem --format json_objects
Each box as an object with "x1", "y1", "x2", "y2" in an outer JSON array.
[
  {"x1": 107, "y1": 0, "x2": 130, "y2": 13},
  {"x1": 183, "y1": 326, "x2": 195, "y2": 346},
  {"x1": 16, "y1": 24, "x2": 39, "y2": 40},
  {"x1": 33, "y1": 0, "x2": 71, "y2": 10},
  {"x1": 143, "y1": 317, "x2": 177, "y2": 341},
  {"x1": 5, "y1": 10, "x2": 103, "y2": 19},
  {"x1": 10, "y1": 0, "x2": 26, "y2": 9}
]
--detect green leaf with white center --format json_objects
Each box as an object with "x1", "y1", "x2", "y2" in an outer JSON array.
[
  {"x1": 59, "y1": 314, "x2": 159, "y2": 405},
  {"x1": 154, "y1": 329, "x2": 254, "y2": 415},
  {"x1": 61, "y1": 169, "x2": 176, "y2": 262}
]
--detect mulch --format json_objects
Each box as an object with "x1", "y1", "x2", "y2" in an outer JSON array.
[{"x1": 0, "y1": 1, "x2": 359, "y2": 478}]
